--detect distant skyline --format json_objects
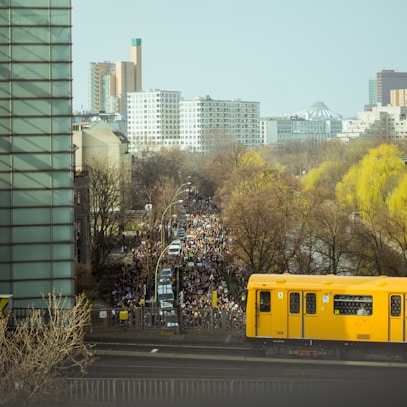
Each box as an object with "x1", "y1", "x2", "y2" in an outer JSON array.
[{"x1": 72, "y1": 0, "x2": 407, "y2": 119}]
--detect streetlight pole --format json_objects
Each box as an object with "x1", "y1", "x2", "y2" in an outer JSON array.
[
  {"x1": 160, "y1": 199, "x2": 183, "y2": 247},
  {"x1": 174, "y1": 182, "x2": 191, "y2": 197}
]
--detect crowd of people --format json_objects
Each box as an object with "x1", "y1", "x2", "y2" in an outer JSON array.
[{"x1": 109, "y1": 192, "x2": 249, "y2": 330}]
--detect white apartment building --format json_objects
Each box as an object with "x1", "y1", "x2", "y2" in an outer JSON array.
[
  {"x1": 180, "y1": 96, "x2": 261, "y2": 153},
  {"x1": 127, "y1": 90, "x2": 181, "y2": 154},
  {"x1": 127, "y1": 92, "x2": 261, "y2": 154},
  {"x1": 337, "y1": 105, "x2": 407, "y2": 141}
]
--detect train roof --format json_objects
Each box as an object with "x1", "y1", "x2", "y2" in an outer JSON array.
[{"x1": 247, "y1": 273, "x2": 407, "y2": 291}]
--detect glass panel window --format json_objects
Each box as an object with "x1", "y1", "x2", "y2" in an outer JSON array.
[
  {"x1": 12, "y1": 208, "x2": 50, "y2": 225},
  {"x1": 51, "y1": 9, "x2": 70, "y2": 25},
  {"x1": 52, "y1": 243, "x2": 71, "y2": 259},
  {"x1": 51, "y1": 63, "x2": 70, "y2": 79},
  {"x1": 0, "y1": 100, "x2": 11, "y2": 116},
  {"x1": 51, "y1": 45, "x2": 70, "y2": 61},
  {"x1": 13, "y1": 226, "x2": 50, "y2": 243},
  {"x1": 13, "y1": 100, "x2": 51, "y2": 116},
  {"x1": 52, "y1": 207, "x2": 72, "y2": 223},
  {"x1": 290, "y1": 292, "x2": 300, "y2": 314},
  {"x1": 52, "y1": 99, "x2": 71, "y2": 115},
  {"x1": 333, "y1": 295, "x2": 373, "y2": 316},
  {"x1": 51, "y1": 81, "x2": 69, "y2": 97},
  {"x1": 12, "y1": 63, "x2": 50, "y2": 80},
  {"x1": 11, "y1": 27, "x2": 50, "y2": 43},
  {"x1": 52, "y1": 154, "x2": 70, "y2": 170},
  {"x1": 13, "y1": 117, "x2": 51, "y2": 134},
  {"x1": 390, "y1": 295, "x2": 401, "y2": 317},
  {"x1": 51, "y1": 135, "x2": 71, "y2": 150},
  {"x1": 13, "y1": 172, "x2": 50, "y2": 189},
  {"x1": 13, "y1": 154, "x2": 51, "y2": 171},
  {"x1": 0, "y1": 27, "x2": 9, "y2": 43},
  {"x1": 13, "y1": 244, "x2": 51, "y2": 262},
  {"x1": 51, "y1": 27, "x2": 70, "y2": 43},
  {"x1": 13, "y1": 136, "x2": 51, "y2": 153},
  {"x1": 259, "y1": 291, "x2": 270, "y2": 312},
  {"x1": 14, "y1": 262, "x2": 51, "y2": 280},
  {"x1": 12, "y1": 190, "x2": 51, "y2": 206},
  {"x1": 12, "y1": 45, "x2": 49, "y2": 61},
  {"x1": 12, "y1": 82, "x2": 50, "y2": 98},
  {"x1": 52, "y1": 189, "x2": 71, "y2": 205},
  {"x1": 305, "y1": 293, "x2": 316, "y2": 314}
]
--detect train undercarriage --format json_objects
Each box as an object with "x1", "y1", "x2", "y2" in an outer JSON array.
[{"x1": 247, "y1": 338, "x2": 407, "y2": 362}]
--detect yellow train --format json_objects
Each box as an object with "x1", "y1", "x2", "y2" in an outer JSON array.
[{"x1": 246, "y1": 273, "x2": 407, "y2": 359}]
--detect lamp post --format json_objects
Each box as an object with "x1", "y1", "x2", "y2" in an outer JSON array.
[
  {"x1": 174, "y1": 182, "x2": 191, "y2": 197},
  {"x1": 160, "y1": 199, "x2": 183, "y2": 247}
]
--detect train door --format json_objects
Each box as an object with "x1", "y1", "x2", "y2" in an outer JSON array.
[
  {"x1": 302, "y1": 291, "x2": 319, "y2": 339},
  {"x1": 287, "y1": 291, "x2": 302, "y2": 338},
  {"x1": 255, "y1": 290, "x2": 273, "y2": 337},
  {"x1": 388, "y1": 294, "x2": 407, "y2": 342}
]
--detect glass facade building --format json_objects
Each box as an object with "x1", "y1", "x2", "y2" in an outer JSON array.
[{"x1": 0, "y1": 0, "x2": 75, "y2": 307}]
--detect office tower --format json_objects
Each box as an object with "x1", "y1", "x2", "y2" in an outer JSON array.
[
  {"x1": 127, "y1": 90, "x2": 181, "y2": 154},
  {"x1": 0, "y1": 0, "x2": 75, "y2": 307},
  {"x1": 368, "y1": 78, "x2": 377, "y2": 106},
  {"x1": 377, "y1": 69, "x2": 407, "y2": 107},
  {"x1": 90, "y1": 38, "x2": 142, "y2": 114}
]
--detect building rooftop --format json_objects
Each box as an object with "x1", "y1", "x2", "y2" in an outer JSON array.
[{"x1": 291, "y1": 101, "x2": 342, "y2": 120}]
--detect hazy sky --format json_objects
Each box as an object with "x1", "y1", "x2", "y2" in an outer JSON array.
[{"x1": 72, "y1": 0, "x2": 407, "y2": 118}]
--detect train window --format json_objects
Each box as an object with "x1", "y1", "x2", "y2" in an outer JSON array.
[
  {"x1": 290, "y1": 292, "x2": 300, "y2": 314},
  {"x1": 390, "y1": 295, "x2": 401, "y2": 317},
  {"x1": 305, "y1": 293, "x2": 316, "y2": 314},
  {"x1": 333, "y1": 295, "x2": 372, "y2": 316},
  {"x1": 259, "y1": 291, "x2": 271, "y2": 313}
]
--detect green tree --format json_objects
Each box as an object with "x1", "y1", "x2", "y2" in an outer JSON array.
[{"x1": 336, "y1": 143, "x2": 406, "y2": 219}]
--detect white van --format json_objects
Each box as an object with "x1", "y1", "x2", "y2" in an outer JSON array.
[
  {"x1": 157, "y1": 283, "x2": 174, "y2": 308},
  {"x1": 168, "y1": 242, "x2": 181, "y2": 258}
]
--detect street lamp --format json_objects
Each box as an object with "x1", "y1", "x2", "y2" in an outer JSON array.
[
  {"x1": 174, "y1": 182, "x2": 191, "y2": 197},
  {"x1": 160, "y1": 199, "x2": 183, "y2": 247}
]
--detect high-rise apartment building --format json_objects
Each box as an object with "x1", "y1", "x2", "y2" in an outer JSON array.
[
  {"x1": 127, "y1": 90, "x2": 181, "y2": 154},
  {"x1": 377, "y1": 69, "x2": 407, "y2": 107},
  {"x1": 90, "y1": 38, "x2": 142, "y2": 115},
  {"x1": 0, "y1": 0, "x2": 75, "y2": 307},
  {"x1": 179, "y1": 96, "x2": 261, "y2": 153}
]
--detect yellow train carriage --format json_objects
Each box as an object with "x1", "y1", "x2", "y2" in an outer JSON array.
[{"x1": 246, "y1": 273, "x2": 407, "y2": 345}]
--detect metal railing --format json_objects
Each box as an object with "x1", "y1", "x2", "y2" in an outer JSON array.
[
  {"x1": 63, "y1": 377, "x2": 358, "y2": 406},
  {"x1": 90, "y1": 306, "x2": 245, "y2": 333}
]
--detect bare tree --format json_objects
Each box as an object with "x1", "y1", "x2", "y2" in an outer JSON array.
[
  {"x1": 85, "y1": 157, "x2": 131, "y2": 276},
  {"x1": 0, "y1": 292, "x2": 93, "y2": 407}
]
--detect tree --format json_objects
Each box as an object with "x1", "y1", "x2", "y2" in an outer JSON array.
[
  {"x1": 221, "y1": 152, "x2": 299, "y2": 274},
  {"x1": 336, "y1": 143, "x2": 405, "y2": 219},
  {"x1": 86, "y1": 157, "x2": 131, "y2": 276},
  {"x1": 0, "y1": 292, "x2": 93, "y2": 407}
]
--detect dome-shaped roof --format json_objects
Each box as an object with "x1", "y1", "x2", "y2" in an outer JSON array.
[{"x1": 291, "y1": 102, "x2": 342, "y2": 120}]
